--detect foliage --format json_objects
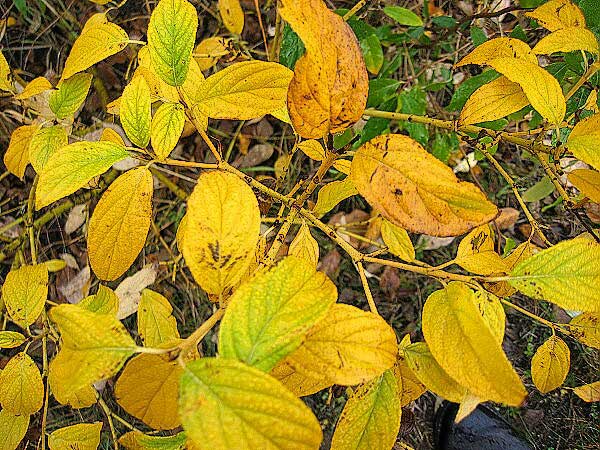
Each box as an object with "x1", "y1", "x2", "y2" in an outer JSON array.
[{"x1": 1, "y1": 0, "x2": 600, "y2": 448}]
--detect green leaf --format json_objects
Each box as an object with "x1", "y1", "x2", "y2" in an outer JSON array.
[
  {"x1": 121, "y1": 75, "x2": 152, "y2": 148},
  {"x1": 448, "y1": 70, "x2": 500, "y2": 111},
  {"x1": 367, "y1": 78, "x2": 401, "y2": 108},
  {"x1": 279, "y1": 23, "x2": 305, "y2": 69},
  {"x1": 383, "y1": 6, "x2": 423, "y2": 27},
  {"x1": 521, "y1": 176, "x2": 556, "y2": 202},
  {"x1": 36, "y1": 141, "x2": 129, "y2": 209},
  {"x1": 219, "y1": 257, "x2": 337, "y2": 372},
  {"x1": 360, "y1": 34, "x2": 383, "y2": 75},
  {"x1": 119, "y1": 431, "x2": 187, "y2": 450},
  {"x1": 398, "y1": 86, "x2": 428, "y2": 145},
  {"x1": 49, "y1": 73, "x2": 93, "y2": 119},
  {"x1": 147, "y1": 0, "x2": 198, "y2": 86},
  {"x1": 330, "y1": 370, "x2": 401, "y2": 450},
  {"x1": 179, "y1": 358, "x2": 322, "y2": 450},
  {"x1": 510, "y1": 236, "x2": 600, "y2": 312}
]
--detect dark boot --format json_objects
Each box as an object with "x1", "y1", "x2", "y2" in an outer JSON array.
[{"x1": 434, "y1": 401, "x2": 531, "y2": 450}]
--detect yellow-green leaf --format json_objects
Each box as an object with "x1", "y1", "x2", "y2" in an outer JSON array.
[
  {"x1": 218, "y1": 0, "x2": 244, "y2": 34},
  {"x1": 456, "y1": 37, "x2": 537, "y2": 66},
  {"x1": 180, "y1": 171, "x2": 260, "y2": 295},
  {"x1": 28, "y1": 125, "x2": 68, "y2": 172},
  {"x1": 289, "y1": 222, "x2": 319, "y2": 268},
  {"x1": 510, "y1": 236, "x2": 600, "y2": 312},
  {"x1": 88, "y1": 167, "x2": 154, "y2": 281},
  {"x1": 0, "y1": 410, "x2": 29, "y2": 450},
  {"x1": 147, "y1": 0, "x2": 198, "y2": 86},
  {"x1": 313, "y1": 178, "x2": 358, "y2": 217},
  {"x1": 422, "y1": 282, "x2": 527, "y2": 405},
  {"x1": 49, "y1": 73, "x2": 93, "y2": 119},
  {"x1": 137, "y1": 289, "x2": 179, "y2": 347},
  {"x1": 179, "y1": 357, "x2": 322, "y2": 450},
  {"x1": 454, "y1": 224, "x2": 507, "y2": 275},
  {"x1": 330, "y1": 370, "x2": 400, "y2": 450},
  {"x1": 280, "y1": 304, "x2": 398, "y2": 386},
  {"x1": 0, "y1": 352, "x2": 44, "y2": 415},
  {"x1": 0, "y1": 331, "x2": 26, "y2": 349},
  {"x1": 61, "y1": 18, "x2": 129, "y2": 80},
  {"x1": 351, "y1": 134, "x2": 498, "y2": 236},
  {"x1": 0, "y1": 50, "x2": 12, "y2": 92},
  {"x1": 568, "y1": 313, "x2": 600, "y2": 349},
  {"x1": 79, "y1": 285, "x2": 120, "y2": 315},
  {"x1": 533, "y1": 27, "x2": 599, "y2": 55},
  {"x1": 48, "y1": 304, "x2": 137, "y2": 397},
  {"x1": 2, "y1": 264, "x2": 48, "y2": 329},
  {"x1": 119, "y1": 431, "x2": 187, "y2": 450},
  {"x1": 190, "y1": 61, "x2": 293, "y2": 120},
  {"x1": 573, "y1": 380, "x2": 600, "y2": 402},
  {"x1": 121, "y1": 75, "x2": 152, "y2": 148},
  {"x1": 36, "y1": 141, "x2": 129, "y2": 209},
  {"x1": 115, "y1": 354, "x2": 182, "y2": 430},
  {"x1": 151, "y1": 102, "x2": 185, "y2": 160},
  {"x1": 531, "y1": 335, "x2": 570, "y2": 393},
  {"x1": 393, "y1": 336, "x2": 427, "y2": 407},
  {"x1": 568, "y1": 169, "x2": 600, "y2": 203},
  {"x1": 526, "y1": 0, "x2": 586, "y2": 31},
  {"x1": 567, "y1": 113, "x2": 600, "y2": 171},
  {"x1": 459, "y1": 76, "x2": 530, "y2": 126},
  {"x1": 14, "y1": 76, "x2": 53, "y2": 99},
  {"x1": 48, "y1": 422, "x2": 103, "y2": 450},
  {"x1": 219, "y1": 256, "x2": 337, "y2": 372},
  {"x1": 381, "y1": 219, "x2": 414, "y2": 262},
  {"x1": 4, "y1": 124, "x2": 39, "y2": 179},
  {"x1": 487, "y1": 57, "x2": 566, "y2": 125}
]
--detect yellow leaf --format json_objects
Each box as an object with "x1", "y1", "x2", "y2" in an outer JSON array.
[
  {"x1": 28, "y1": 125, "x2": 68, "y2": 173},
  {"x1": 181, "y1": 171, "x2": 260, "y2": 295},
  {"x1": 0, "y1": 352, "x2": 44, "y2": 415},
  {"x1": 179, "y1": 357, "x2": 322, "y2": 450},
  {"x1": 270, "y1": 359, "x2": 333, "y2": 397},
  {"x1": 151, "y1": 102, "x2": 185, "y2": 160},
  {"x1": 456, "y1": 37, "x2": 537, "y2": 67},
  {"x1": 137, "y1": 289, "x2": 179, "y2": 347},
  {"x1": 510, "y1": 236, "x2": 600, "y2": 312},
  {"x1": 280, "y1": 304, "x2": 398, "y2": 386},
  {"x1": 330, "y1": 370, "x2": 401, "y2": 450},
  {"x1": 61, "y1": 19, "x2": 129, "y2": 80},
  {"x1": 381, "y1": 219, "x2": 415, "y2": 262},
  {"x1": 218, "y1": 0, "x2": 244, "y2": 35},
  {"x1": 2, "y1": 264, "x2": 48, "y2": 329},
  {"x1": 313, "y1": 178, "x2": 358, "y2": 217},
  {"x1": 583, "y1": 90, "x2": 599, "y2": 113},
  {"x1": 0, "y1": 410, "x2": 29, "y2": 450},
  {"x1": 393, "y1": 335, "x2": 427, "y2": 407},
  {"x1": 100, "y1": 127, "x2": 126, "y2": 147},
  {"x1": 79, "y1": 285, "x2": 120, "y2": 315},
  {"x1": 297, "y1": 139, "x2": 326, "y2": 161},
  {"x1": 4, "y1": 124, "x2": 39, "y2": 179},
  {"x1": 568, "y1": 313, "x2": 600, "y2": 349},
  {"x1": 147, "y1": 0, "x2": 198, "y2": 86},
  {"x1": 0, "y1": 331, "x2": 26, "y2": 349},
  {"x1": 219, "y1": 257, "x2": 337, "y2": 371},
  {"x1": 422, "y1": 282, "x2": 527, "y2": 405},
  {"x1": 49, "y1": 72, "x2": 93, "y2": 119},
  {"x1": 568, "y1": 169, "x2": 600, "y2": 203},
  {"x1": 49, "y1": 366, "x2": 97, "y2": 410},
  {"x1": 454, "y1": 225, "x2": 507, "y2": 275},
  {"x1": 533, "y1": 27, "x2": 599, "y2": 55},
  {"x1": 487, "y1": 57, "x2": 566, "y2": 125},
  {"x1": 573, "y1": 380, "x2": 600, "y2": 402},
  {"x1": 120, "y1": 75, "x2": 152, "y2": 148},
  {"x1": 48, "y1": 304, "x2": 136, "y2": 397},
  {"x1": 14, "y1": 76, "x2": 53, "y2": 99},
  {"x1": 459, "y1": 76, "x2": 530, "y2": 126},
  {"x1": 567, "y1": 113, "x2": 600, "y2": 171},
  {"x1": 48, "y1": 423, "x2": 103, "y2": 450},
  {"x1": 190, "y1": 61, "x2": 293, "y2": 120},
  {"x1": 0, "y1": 50, "x2": 13, "y2": 92},
  {"x1": 88, "y1": 167, "x2": 153, "y2": 281},
  {"x1": 404, "y1": 342, "x2": 469, "y2": 403},
  {"x1": 119, "y1": 431, "x2": 187, "y2": 450},
  {"x1": 194, "y1": 37, "x2": 230, "y2": 71},
  {"x1": 351, "y1": 134, "x2": 498, "y2": 237},
  {"x1": 526, "y1": 0, "x2": 586, "y2": 31},
  {"x1": 115, "y1": 354, "x2": 182, "y2": 430},
  {"x1": 531, "y1": 335, "x2": 570, "y2": 394},
  {"x1": 280, "y1": 0, "x2": 368, "y2": 138},
  {"x1": 289, "y1": 221, "x2": 319, "y2": 268}
]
